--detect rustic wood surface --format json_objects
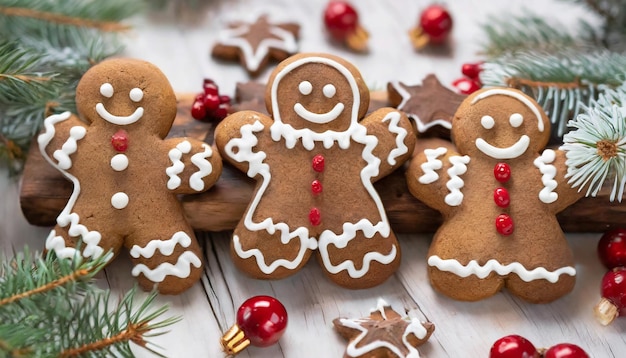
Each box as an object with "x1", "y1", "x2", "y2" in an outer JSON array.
[{"x1": 3, "y1": 1, "x2": 626, "y2": 357}]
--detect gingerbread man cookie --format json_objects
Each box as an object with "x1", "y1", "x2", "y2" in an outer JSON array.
[
  {"x1": 38, "y1": 59, "x2": 222, "y2": 295},
  {"x1": 215, "y1": 53, "x2": 416, "y2": 289},
  {"x1": 406, "y1": 88, "x2": 582, "y2": 303}
]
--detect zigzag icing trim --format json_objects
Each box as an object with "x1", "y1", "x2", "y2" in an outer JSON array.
[
  {"x1": 444, "y1": 155, "x2": 470, "y2": 206},
  {"x1": 534, "y1": 149, "x2": 558, "y2": 204},
  {"x1": 166, "y1": 140, "x2": 192, "y2": 190},
  {"x1": 131, "y1": 251, "x2": 201, "y2": 282},
  {"x1": 130, "y1": 231, "x2": 192, "y2": 259},
  {"x1": 53, "y1": 126, "x2": 86, "y2": 170},
  {"x1": 382, "y1": 111, "x2": 409, "y2": 165},
  {"x1": 189, "y1": 143, "x2": 213, "y2": 191},
  {"x1": 418, "y1": 147, "x2": 447, "y2": 184}
]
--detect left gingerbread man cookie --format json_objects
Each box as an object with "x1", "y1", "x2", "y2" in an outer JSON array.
[{"x1": 38, "y1": 58, "x2": 223, "y2": 295}]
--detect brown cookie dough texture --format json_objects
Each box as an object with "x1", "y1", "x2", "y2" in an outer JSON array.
[
  {"x1": 38, "y1": 58, "x2": 223, "y2": 295},
  {"x1": 406, "y1": 87, "x2": 583, "y2": 303},
  {"x1": 215, "y1": 53, "x2": 416, "y2": 289}
]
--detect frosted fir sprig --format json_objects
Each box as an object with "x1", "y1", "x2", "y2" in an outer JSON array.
[{"x1": 561, "y1": 84, "x2": 626, "y2": 202}]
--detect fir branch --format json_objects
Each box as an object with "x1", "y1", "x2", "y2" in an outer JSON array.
[{"x1": 0, "y1": 6, "x2": 131, "y2": 32}]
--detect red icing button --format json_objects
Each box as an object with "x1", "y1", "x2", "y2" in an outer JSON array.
[
  {"x1": 493, "y1": 187, "x2": 510, "y2": 208},
  {"x1": 311, "y1": 180, "x2": 323, "y2": 195},
  {"x1": 111, "y1": 129, "x2": 129, "y2": 152},
  {"x1": 494, "y1": 162, "x2": 511, "y2": 183},
  {"x1": 309, "y1": 207, "x2": 321, "y2": 226},
  {"x1": 312, "y1": 154, "x2": 325, "y2": 172},
  {"x1": 495, "y1": 214, "x2": 514, "y2": 236}
]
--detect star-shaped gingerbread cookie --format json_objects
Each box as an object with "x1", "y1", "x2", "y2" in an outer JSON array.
[
  {"x1": 388, "y1": 74, "x2": 466, "y2": 138},
  {"x1": 333, "y1": 299, "x2": 435, "y2": 358},
  {"x1": 211, "y1": 15, "x2": 300, "y2": 77}
]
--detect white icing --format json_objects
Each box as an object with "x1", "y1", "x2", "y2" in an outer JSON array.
[
  {"x1": 111, "y1": 192, "x2": 129, "y2": 209},
  {"x1": 166, "y1": 140, "x2": 192, "y2": 190},
  {"x1": 323, "y1": 84, "x2": 336, "y2": 98},
  {"x1": 52, "y1": 126, "x2": 86, "y2": 170},
  {"x1": 471, "y1": 88, "x2": 545, "y2": 132},
  {"x1": 131, "y1": 251, "x2": 201, "y2": 282},
  {"x1": 95, "y1": 103, "x2": 144, "y2": 125},
  {"x1": 534, "y1": 149, "x2": 558, "y2": 204},
  {"x1": 382, "y1": 111, "x2": 409, "y2": 166},
  {"x1": 38, "y1": 112, "x2": 104, "y2": 260},
  {"x1": 475, "y1": 135, "x2": 530, "y2": 159},
  {"x1": 444, "y1": 155, "x2": 470, "y2": 206},
  {"x1": 481, "y1": 115, "x2": 495, "y2": 129},
  {"x1": 371, "y1": 297, "x2": 390, "y2": 320},
  {"x1": 217, "y1": 18, "x2": 298, "y2": 72},
  {"x1": 509, "y1": 113, "x2": 523, "y2": 127},
  {"x1": 298, "y1": 81, "x2": 312, "y2": 95},
  {"x1": 129, "y1": 88, "x2": 143, "y2": 102},
  {"x1": 293, "y1": 102, "x2": 344, "y2": 124},
  {"x1": 428, "y1": 255, "x2": 576, "y2": 283},
  {"x1": 418, "y1": 147, "x2": 447, "y2": 184},
  {"x1": 110, "y1": 154, "x2": 128, "y2": 171},
  {"x1": 389, "y1": 81, "x2": 452, "y2": 133},
  {"x1": 189, "y1": 143, "x2": 213, "y2": 191},
  {"x1": 130, "y1": 231, "x2": 192, "y2": 258},
  {"x1": 100, "y1": 83, "x2": 113, "y2": 98}
]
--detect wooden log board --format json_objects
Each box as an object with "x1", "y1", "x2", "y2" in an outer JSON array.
[{"x1": 20, "y1": 93, "x2": 626, "y2": 233}]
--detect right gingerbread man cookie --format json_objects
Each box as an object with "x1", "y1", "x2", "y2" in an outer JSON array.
[{"x1": 406, "y1": 87, "x2": 583, "y2": 303}]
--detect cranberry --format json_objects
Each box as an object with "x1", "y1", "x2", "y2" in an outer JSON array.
[
  {"x1": 544, "y1": 343, "x2": 589, "y2": 358},
  {"x1": 191, "y1": 101, "x2": 207, "y2": 120},
  {"x1": 598, "y1": 228, "x2": 626, "y2": 269},
  {"x1": 490, "y1": 335, "x2": 539, "y2": 358},
  {"x1": 461, "y1": 62, "x2": 484, "y2": 80},
  {"x1": 213, "y1": 103, "x2": 230, "y2": 121}
]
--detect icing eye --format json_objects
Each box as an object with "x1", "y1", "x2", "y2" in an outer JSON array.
[
  {"x1": 481, "y1": 115, "x2": 495, "y2": 129},
  {"x1": 509, "y1": 113, "x2": 523, "y2": 127},
  {"x1": 129, "y1": 88, "x2": 143, "y2": 102},
  {"x1": 323, "y1": 84, "x2": 336, "y2": 98},
  {"x1": 100, "y1": 83, "x2": 114, "y2": 98},
  {"x1": 299, "y1": 81, "x2": 313, "y2": 95}
]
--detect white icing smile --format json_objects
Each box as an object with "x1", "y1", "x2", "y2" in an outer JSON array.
[
  {"x1": 475, "y1": 135, "x2": 530, "y2": 159},
  {"x1": 96, "y1": 103, "x2": 144, "y2": 125},
  {"x1": 293, "y1": 102, "x2": 344, "y2": 124}
]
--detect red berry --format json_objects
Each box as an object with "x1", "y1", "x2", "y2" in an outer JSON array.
[
  {"x1": 601, "y1": 267, "x2": 626, "y2": 315},
  {"x1": 452, "y1": 77, "x2": 481, "y2": 95},
  {"x1": 544, "y1": 343, "x2": 589, "y2": 358},
  {"x1": 311, "y1": 179, "x2": 323, "y2": 195},
  {"x1": 495, "y1": 214, "x2": 514, "y2": 236},
  {"x1": 494, "y1": 163, "x2": 511, "y2": 183},
  {"x1": 219, "y1": 94, "x2": 232, "y2": 104},
  {"x1": 312, "y1": 154, "x2": 325, "y2": 172},
  {"x1": 236, "y1": 296, "x2": 288, "y2": 347},
  {"x1": 309, "y1": 207, "x2": 322, "y2": 226},
  {"x1": 111, "y1": 129, "x2": 129, "y2": 152},
  {"x1": 494, "y1": 187, "x2": 510, "y2": 208},
  {"x1": 203, "y1": 82, "x2": 219, "y2": 96},
  {"x1": 461, "y1": 62, "x2": 483, "y2": 80},
  {"x1": 203, "y1": 93, "x2": 220, "y2": 111},
  {"x1": 419, "y1": 4, "x2": 453, "y2": 43},
  {"x1": 324, "y1": 1, "x2": 359, "y2": 40},
  {"x1": 598, "y1": 228, "x2": 626, "y2": 269},
  {"x1": 191, "y1": 100, "x2": 207, "y2": 120},
  {"x1": 212, "y1": 103, "x2": 230, "y2": 121},
  {"x1": 490, "y1": 335, "x2": 539, "y2": 358},
  {"x1": 194, "y1": 93, "x2": 204, "y2": 102}
]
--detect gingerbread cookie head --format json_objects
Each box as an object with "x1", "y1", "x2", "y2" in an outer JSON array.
[
  {"x1": 266, "y1": 53, "x2": 370, "y2": 134},
  {"x1": 452, "y1": 88, "x2": 550, "y2": 159},
  {"x1": 75, "y1": 58, "x2": 177, "y2": 138}
]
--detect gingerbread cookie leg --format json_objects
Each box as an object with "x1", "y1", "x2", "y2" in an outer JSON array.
[{"x1": 427, "y1": 266, "x2": 504, "y2": 302}]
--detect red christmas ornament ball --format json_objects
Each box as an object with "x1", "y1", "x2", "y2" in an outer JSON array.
[
  {"x1": 419, "y1": 4, "x2": 453, "y2": 43},
  {"x1": 323, "y1": 1, "x2": 359, "y2": 40},
  {"x1": 598, "y1": 228, "x2": 626, "y2": 269},
  {"x1": 489, "y1": 335, "x2": 539, "y2": 358},
  {"x1": 236, "y1": 295, "x2": 288, "y2": 347},
  {"x1": 461, "y1": 62, "x2": 483, "y2": 80},
  {"x1": 544, "y1": 343, "x2": 589, "y2": 358},
  {"x1": 452, "y1": 77, "x2": 481, "y2": 95}
]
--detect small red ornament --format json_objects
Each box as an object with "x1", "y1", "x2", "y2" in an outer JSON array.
[
  {"x1": 312, "y1": 154, "x2": 325, "y2": 173},
  {"x1": 594, "y1": 267, "x2": 626, "y2": 325},
  {"x1": 323, "y1": 1, "x2": 369, "y2": 52},
  {"x1": 493, "y1": 187, "x2": 510, "y2": 208},
  {"x1": 597, "y1": 228, "x2": 626, "y2": 269},
  {"x1": 495, "y1": 214, "x2": 514, "y2": 236},
  {"x1": 494, "y1": 163, "x2": 511, "y2": 183},
  {"x1": 451, "y1": 77, "x2": 481, "y2": 95},
  {"x1": 191, "y1": 100, "x2": 207, "y2": 120},
  {"x1": 544, "y1": 343, "x2": 589, "y2": 358},
  {"x1": 461, "y1": 62, "x2": 484, "y2": 81},
  {"x1": 489, "y1": 335, "x2": 539, "y2": 358},
  {"x1": 192, "y1": 78, "x2": 231, "y2": 123},
  {"x1": 311, "y1": 179, "x2": 323, "y2": 195},
  {"x1": 203, "y1": 93, "x2": 221, "y2": 111},
  {"x1": 221, "y1": 295, "x2": 288, "y2": 355},
  {"x1": 309, "y1": 207, "x2": 322, "y2": 226},
  {"x1": 111, "y1": 129, "x2": 129, "y2": 153},
  {"x1": 409, "y1": 4, "x2": 453, "y2": 50}
]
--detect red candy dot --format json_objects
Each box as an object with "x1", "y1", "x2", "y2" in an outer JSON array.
[
  {"x1": 494, "y1": 162, "x2": 511, "y2": 183},
  {"x1": 311, "y1": 180, "x2": 323, "y2": 195},
  {"x1": 312, "y1": 154, "x2": 325, "y2": 172},
  {"x1": 111, "y1": 129, "x2": 129, "y2": 152},
  {"x1": 495, "y1": 214, "x2": 514, "y2": 236},
  {"x1": 493, "y1": 187, "x2": 510, "y2": 208},
  {"x1": 309, "y1": 207, "x2": 321, "y2": 226}
]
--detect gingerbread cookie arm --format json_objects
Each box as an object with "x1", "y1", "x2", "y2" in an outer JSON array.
[
  {"x1": 534, "y1": 148, "x2": 584, "y2": 213},
  {"x1": 38, "y1": 111, "x2": 88, "y2": 171},
  {"x1": 163, "y1": 137, "x2": 223, "y2": 195},
  {"x1": 361, "y1": 108, "x2": 416, "y2": 181}
]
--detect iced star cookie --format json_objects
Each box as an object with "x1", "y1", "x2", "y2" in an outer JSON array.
[
  {"x1": 406, "y1": 87, "x2": 583, "y2": 303},
  {"x1": 215, "y1": 53, "x2": 416, "y2": 289},
  {"x1": 38, "y1": 58, "x2": 223, "y2": 295},
  {"x1": 211, "y1": 15, "x2": 300, "y2": 77}
]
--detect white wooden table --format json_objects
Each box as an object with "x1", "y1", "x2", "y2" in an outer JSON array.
[{"x1": 2, "y1": 1, "x2": 625, "y2": 357}]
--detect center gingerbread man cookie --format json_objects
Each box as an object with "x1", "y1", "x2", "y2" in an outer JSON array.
[
  {"x1": 38, "y1": 59, "x2": 222, "y2": 295},
  {"x1": 406, "y1": 88, "x2": 583, "y2": 303},
  {"x1": 215, "y1": 53, "x2": 416, "y2": 289}
]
